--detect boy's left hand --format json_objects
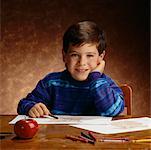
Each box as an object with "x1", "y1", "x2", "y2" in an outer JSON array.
[{"x1": 92, "y1": 60, "x2": 105, "y2": 73}]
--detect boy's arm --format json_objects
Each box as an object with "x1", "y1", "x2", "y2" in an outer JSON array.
[
  {"x1": 17, "y1": 79, "x2": 51, "y2": 116},
  {"x1": 90, "y1": 77, "x2": 124, "y2": 116},
  {"x1": 87, "y1": 60, "x2": 105, "y2": 81},
  {"x1": 88, "y1": 60, "x2": 124, "y2": 116}
]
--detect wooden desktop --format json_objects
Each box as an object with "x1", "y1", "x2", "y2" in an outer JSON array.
[{"x1": 0, "y1": 115, "x2": 150, "y2": 149}]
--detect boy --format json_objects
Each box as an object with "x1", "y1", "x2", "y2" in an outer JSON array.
[{"x1": 17, "y1": 21, "x2": 124, "y2": 117}]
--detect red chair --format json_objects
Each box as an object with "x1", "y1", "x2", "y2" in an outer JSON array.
[{"x1": 120, "y1": 84, "x2": 132, "y2": 116}]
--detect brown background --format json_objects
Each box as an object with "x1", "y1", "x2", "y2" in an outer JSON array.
[{"x1": 0, "y1": 0, "x2": 150, "y2": 115}]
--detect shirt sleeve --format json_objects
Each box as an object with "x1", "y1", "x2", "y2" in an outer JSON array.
[
  {"x1": 17, "y1": 79, "x2": 51, "y2": 115},
  {"x1": 89, "y1": 72, "x2": 124, "y2": 116}
]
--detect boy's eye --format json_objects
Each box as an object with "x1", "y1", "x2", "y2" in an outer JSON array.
[
  {"x1": 70, "y1": 54, "x2": 79, "y2": 57},
  {"x1": 87, "y1": 55, "x2": 94, "y2": 58}
]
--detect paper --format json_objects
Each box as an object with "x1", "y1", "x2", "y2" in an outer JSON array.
[
  {"x1": 9, "y1": 115, "x2": 112, "y2": 125},
  {"x1": 71, "y1": 117, "x2": 151, "y2": 134}
]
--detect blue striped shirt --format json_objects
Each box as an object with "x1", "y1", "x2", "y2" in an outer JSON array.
[{"x1": 17, "y1": 70, "x2": 124, "y2": 116}]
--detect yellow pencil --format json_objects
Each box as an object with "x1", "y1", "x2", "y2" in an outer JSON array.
[{"x1": 132, "y1": 139, "x2": 151, "y2": 143}]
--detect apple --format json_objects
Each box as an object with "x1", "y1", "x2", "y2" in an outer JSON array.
[{"x1": 14, "y1": 119, "x2": 39, "y2": 139}]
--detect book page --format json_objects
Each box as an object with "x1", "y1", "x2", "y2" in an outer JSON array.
[{"x1": 71, "y1": 117, "x2": 151, "y2": 134}]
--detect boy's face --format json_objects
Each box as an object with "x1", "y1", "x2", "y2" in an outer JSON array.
[{"x1": 63, "y1": 43, "x2": 103, "y2": 81}]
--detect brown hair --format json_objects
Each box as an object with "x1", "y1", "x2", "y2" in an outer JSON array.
[{"x1": 63, "y1": 21, "x2": 106, "y2": 54}]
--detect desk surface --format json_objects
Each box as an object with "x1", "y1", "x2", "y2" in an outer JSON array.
[{"x1": 0, "y1": 115, "x2": 150, "y2": 150}]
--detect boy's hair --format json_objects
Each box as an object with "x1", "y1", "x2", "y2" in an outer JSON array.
[{"x1": 63, "y1": 21, "x2": 106, "y2": 55}]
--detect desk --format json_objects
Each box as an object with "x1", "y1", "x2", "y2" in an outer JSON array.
[{"x1": 0, "y1": 115, "x2": 150, "y2": 150}]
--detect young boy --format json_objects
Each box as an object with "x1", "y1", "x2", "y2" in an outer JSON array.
[{"x1": 17, "y1": 21, "x2": 124, "y2": 117}]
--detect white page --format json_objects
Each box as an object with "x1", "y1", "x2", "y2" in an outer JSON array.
[
  {"x1": 9, "y1": 115, "x2": 112, "y2": 125},
  {"x1": 71, "y1": 117, "x2": 151, "y2": 134}
]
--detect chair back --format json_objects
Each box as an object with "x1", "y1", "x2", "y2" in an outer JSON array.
[{"x1": 120, "y1": 84, "x2": 132, "y2": 116}]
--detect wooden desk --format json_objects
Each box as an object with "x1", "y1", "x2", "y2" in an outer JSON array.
[{"x1": 0, "y1": 115, "x2": 150, "y2": 150}]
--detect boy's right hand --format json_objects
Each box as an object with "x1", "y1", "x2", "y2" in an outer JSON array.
[
  {"x1": 92, "y1": 60, "x2": 105, "y2": 74},
  {"x1": 28, "y1": 102, "x2": 50, "y2": 118}
]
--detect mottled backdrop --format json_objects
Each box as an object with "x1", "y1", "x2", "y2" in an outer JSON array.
[{"x1": 0, "y1": 0, "x2": 150, "y2": 115}]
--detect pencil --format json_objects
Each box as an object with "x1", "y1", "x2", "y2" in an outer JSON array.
[
  {"x1": 88, "y1": 131, "x2": 96, "y2": 141},
  {"x1": 66, "y1": 135, "x2": 88, "y2": 143},
  {"x1": 131, "y1": 139, "x2": 151, "y2": 143},
  {"x1": 99, "y1": 138, "x2": 129, "y2": 143},
  {"x1": 78, "y1": 135, "x2": 95, "y2": 144}
]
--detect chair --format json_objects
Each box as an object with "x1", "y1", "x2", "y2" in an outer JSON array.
[{"x1": 120, "y1": 84, "x2": 132, "y2": 116}]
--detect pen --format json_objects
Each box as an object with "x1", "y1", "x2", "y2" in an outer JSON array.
[
  {"x1": 81, "y1": 132, "x2": 94, "y2": 141},
  {"x1": 0, "y1": 132, "x2": 13, "y2": 134},
  {"x1": 43, "y1": 114, "x2": 58, "y2": 119},
  {"x1": 49, "y1": 114, "x2": 58, "y2": 119},
  {"x1": 131, "y1": 139, "x2": 151, "y2": 143}
]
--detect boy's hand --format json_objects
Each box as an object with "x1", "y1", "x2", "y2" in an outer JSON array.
[
  {"x1": 92, "y1": 60, "x2": 105, "y2": 73},
  {"x1": 28, "y1": 102, "x2": 50, "y2": 118}
]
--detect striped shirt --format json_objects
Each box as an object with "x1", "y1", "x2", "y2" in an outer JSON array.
[{"x1": 17, "y1": 70, "x2": 124, "y2": 116}]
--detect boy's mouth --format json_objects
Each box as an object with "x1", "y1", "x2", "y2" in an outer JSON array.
[{"x1": 75, "y1": 68, "x2": 89, "y2": 73}]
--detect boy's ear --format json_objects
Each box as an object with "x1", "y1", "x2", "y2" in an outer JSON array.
[
  {"x1": 97, "y1": 51, "x2": 105, "y2": 64},
  {"x1": 62, "y1": 49, "x2": 66, "y2": 62},
  {"x1": 99, "y1": 50, "x2": 105, "y2": 59}
]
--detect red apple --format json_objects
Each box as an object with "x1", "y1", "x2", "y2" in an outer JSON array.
[{"x1": 14, "y1": 119, "x2": 39, "y2": 139}]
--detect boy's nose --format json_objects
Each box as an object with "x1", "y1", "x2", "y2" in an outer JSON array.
[{"x1": 79, "y1": 56, "x2": 87, "y2": 66}]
